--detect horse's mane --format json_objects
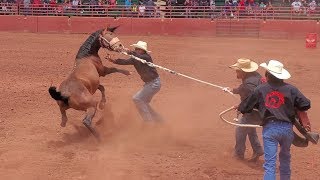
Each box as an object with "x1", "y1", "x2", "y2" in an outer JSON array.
[{"x1": 75, "y1": 29, "x2": 103, "y2": 60}]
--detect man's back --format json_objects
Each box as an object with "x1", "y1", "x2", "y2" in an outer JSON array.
[{"x1": 256, "y1": 82, "x2": 310, "y2": 122}]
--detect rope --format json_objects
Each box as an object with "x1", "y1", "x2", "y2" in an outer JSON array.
[
  {"x1": 219, "y1": 106, "x2": 262, "y2": 128},
  {"x1": 99, "y1": 39, "x2": 235, "y2": 96},
  {"x1": 120, "y1": 51, "x2": 236, "y2": 97}
]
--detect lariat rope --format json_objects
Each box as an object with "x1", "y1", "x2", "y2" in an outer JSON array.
[
  {"x1": 100, "y1": 37, "x2": 233, "y2": 94},
  {"x1": 119, "y1": 51, "x2": 261, "y2": 128},
  {"x1": 120, "y1": 51, "x2": 236, "y2": 97},
  {"x1": 219, "y1": 106, "x2": 262, "y2": 128}
]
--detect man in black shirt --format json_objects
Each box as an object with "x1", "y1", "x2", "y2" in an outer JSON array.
[
  {"x1": 108, "y1": 41, "x2": 163, "y2": 122},
  {"x1": 238, "y1": 60, "x2": 311, "y2": 180},
  {"x1": 225, "y1": 58, "x2": 264, "y2": 162}
]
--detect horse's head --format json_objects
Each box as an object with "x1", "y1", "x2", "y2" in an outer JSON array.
[{"x1": 99, "y1": 26, "x2": 124, "y2": 52}]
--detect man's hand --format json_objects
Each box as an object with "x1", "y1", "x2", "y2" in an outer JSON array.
[
  {"x1": 105, "y1": 54, "x2": 116, "y2": 63},
  {"x1": 297, "y1": 110, "x2": 311, "y2": 132},
  {"x1": 222, "y1": 87, "x2": 232, "y2": 93},
  {"x1": 118, "y1": 69, "x2": 131, "y2": 76},
  {"x1": 123, "y1": 48, "x2": 130, "y2": 53}
]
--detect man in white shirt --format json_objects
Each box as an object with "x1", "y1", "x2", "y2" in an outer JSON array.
[{"x1": 291, "y1": 0, "x2": 302, "y2": 13}]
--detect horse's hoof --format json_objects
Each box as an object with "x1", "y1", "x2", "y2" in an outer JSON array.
[
  {"x1": 83, "y1": 118, "x2": 92, "y2": 127},
  {"x1": 60, "y1": 122, "x2": 66, "y2": 127},
  {"x1": 82, "y1": 121, "x2": 101, "y2": 142},
  {"x1": 99, "y1": 100, "x2": 106, "y2": 110},
  {"x1": 93, "y1": 132, "x2": 101, "y2": 142},
  {"x1": 99, "y1": 102, "x2": 105, "y2": 110}
]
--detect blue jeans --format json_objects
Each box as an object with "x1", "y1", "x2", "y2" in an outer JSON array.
[
  {"x1": 235, "y1": 117, "x2": 263, "y2": 158},
  {"x1": 263, "y1": 121, "x2": 294, "y2": 180},
  {"x1": 133, "y1": 77, "x2": 162, "y2": 122}
]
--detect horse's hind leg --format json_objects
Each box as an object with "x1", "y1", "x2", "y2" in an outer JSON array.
[
  {"x1": 98, "y1": 84, "x2": 106, "y2": 110},
  {"x1": 59, "y1": 106, "x2": 68, "y2": 127}
]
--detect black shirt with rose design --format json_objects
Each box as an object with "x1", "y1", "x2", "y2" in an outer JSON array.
[{"x1": 238, "y1": 82, "x2": 311, "y2": 125}]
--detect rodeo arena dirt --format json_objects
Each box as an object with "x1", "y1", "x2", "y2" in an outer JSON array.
[{"x1": 1, "y1": 4, "x2": 320, "y2": 180}]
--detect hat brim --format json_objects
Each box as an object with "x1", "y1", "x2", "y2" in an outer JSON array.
[
  {"x1": 229, "y1": 61, "x2": 259, "y2": 72},
  {"x1": 130, "y1": 44, "x2": 151, "y2": 53},
  {"x1": 260, "y1": 63, "x2": 291, "y2": 80}
]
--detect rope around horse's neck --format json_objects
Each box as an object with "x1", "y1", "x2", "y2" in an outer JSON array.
[{"x1": 120, "y1": 51, "x2": 236, "y2": 98}]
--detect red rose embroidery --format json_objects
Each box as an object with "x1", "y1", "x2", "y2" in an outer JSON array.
[{"x1": 265, "y1": 91, "x2": 285, "y2": 109}]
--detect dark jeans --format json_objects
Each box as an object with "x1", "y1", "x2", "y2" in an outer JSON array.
[{"x1": 235, "y1": 116, "x2": 263, "y2": 158}]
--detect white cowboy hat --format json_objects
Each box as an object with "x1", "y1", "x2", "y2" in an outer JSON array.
[
  {"x1": 130, "y1": 41, "x2": 151, "y2": 53},
  {"x1": 260, "y1": 60, "x2": 291, "y2": 80},
  {"x1": 229, "y1": 58, "x2": 259, "y2": 72}
]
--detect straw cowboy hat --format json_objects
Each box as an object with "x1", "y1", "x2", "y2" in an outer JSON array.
[
  {"x1": 229, "y1": 58, "x2": 259, "y2": 72},
  {"x1": 130, "y1": 41, "x2": 151, "y2": 53},
  {"x1": 260, "y1": 60, "x2": 291, "y2": 80}
]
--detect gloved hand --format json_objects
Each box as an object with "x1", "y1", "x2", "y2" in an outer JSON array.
[
  {"x1": 105, "y1": 54, "x2": 116, "y2": 63},
  {"x1": 297, "y1": 110, "x2": 311, "y2": 132}
]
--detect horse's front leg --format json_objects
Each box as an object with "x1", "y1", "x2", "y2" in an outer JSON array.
[
  {"x1": 59, "y1": 106, "x2": 68, "y2": 127},
  {"x1": 102, "y1": 66, "x2": 131, "y2": 76},
  {"x1": 97, "y1": 84, "x2": 106, "y2": 110}
]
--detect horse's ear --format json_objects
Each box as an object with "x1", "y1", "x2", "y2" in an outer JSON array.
[
  {"x1": 101, "y1": 27, "x2": 108, "y2": 35},
  {"x1": 107, "y1": 25, "x2": 120, "y2": 33}
]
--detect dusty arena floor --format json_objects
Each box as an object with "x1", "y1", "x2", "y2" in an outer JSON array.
[{"x1": 0, "y1": 32, "x2": 320, "y2": 180}]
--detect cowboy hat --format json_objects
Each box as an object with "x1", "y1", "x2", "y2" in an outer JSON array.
[
  {"x1": 229, "y1": 58, "x2": 259, "y2": 72},
  {"x1": 260, "y1": 60, "x2": 291, "y2": 80},
  {"x1": 130, "y1": 41, "x2": 151, "y2": 53}
]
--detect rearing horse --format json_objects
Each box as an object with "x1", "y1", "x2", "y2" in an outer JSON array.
[{"x1": 48, "y1": 26, "x2": 129, "y2": 140}]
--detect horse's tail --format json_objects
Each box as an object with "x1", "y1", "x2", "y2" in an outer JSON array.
[{"x1": 48, "y1": 86, "x2": 69, "y2": 106}]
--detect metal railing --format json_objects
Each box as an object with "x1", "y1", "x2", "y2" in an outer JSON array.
[
  {"x1": 1, "y1": 3, "x2": 320, "y2": 20},
  {"x1": 0, "y1": 3, "x2": 19, "y2": 15}
]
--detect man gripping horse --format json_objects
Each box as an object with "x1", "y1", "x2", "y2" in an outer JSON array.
[{"x1": 108, "y1": 41, "x2": 163, "y2": 122}]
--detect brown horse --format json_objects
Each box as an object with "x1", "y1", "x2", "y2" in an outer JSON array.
[{"x1": 48, "y1": 26, "x2": 129, "y2": 140}]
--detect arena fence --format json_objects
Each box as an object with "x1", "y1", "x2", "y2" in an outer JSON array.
[{"x1": 1, "y1": 3, "x2": 320, "y2": 20}]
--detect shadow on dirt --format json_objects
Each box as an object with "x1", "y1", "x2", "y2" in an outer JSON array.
[{"x1": 46, "y1": 125, "x2": 94, "y2": 148}]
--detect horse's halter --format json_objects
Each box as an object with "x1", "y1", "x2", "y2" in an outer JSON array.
[{"x1": 99, "y1": 34, "x2": 122, "y2": 51}]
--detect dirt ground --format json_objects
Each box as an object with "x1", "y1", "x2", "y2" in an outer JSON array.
[{"x1": 0, "y1": 32, "x2": 319, "y2": 180}]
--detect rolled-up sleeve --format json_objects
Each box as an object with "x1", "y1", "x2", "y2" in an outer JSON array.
[
  {"x1": 232, "y1": 85, "x2": 241, "y2": 94},
  {"x1": 114, "y1": 58, "x2": 135, "y2": 65},
  {"x1": 130, "y1": 53, "x2": 152, "y2": 63},
  {"x1": 238, "y1": 89, "x2": 259, "y2": 114},
  {"x1": 294, "y1": 88, "x2": 311, "y2": 111}
]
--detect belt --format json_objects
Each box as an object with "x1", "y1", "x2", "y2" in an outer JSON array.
[
  {"x1": 265, "y1": 119, "x2": 292, "y2": 125},
  {"x1": 146, "y1": 76, "x2": 160, "y2": 83},
  {"x1": 262, "y1": 116, "x2": 292, "y2": 126}
]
